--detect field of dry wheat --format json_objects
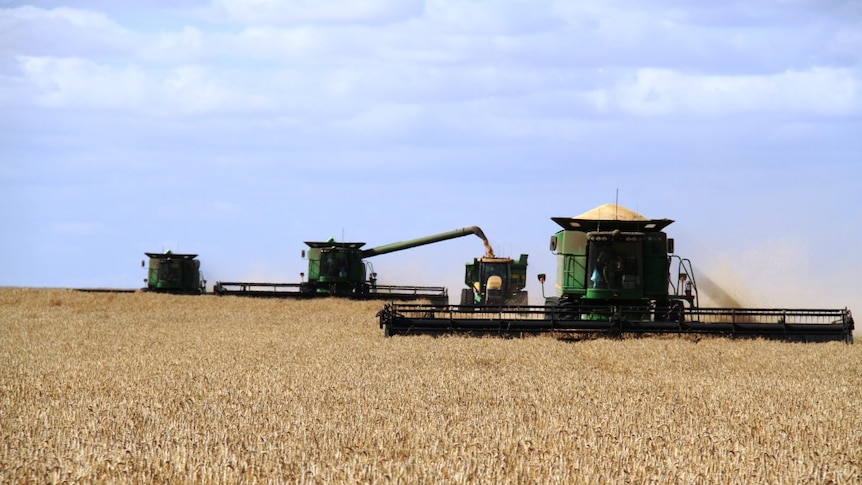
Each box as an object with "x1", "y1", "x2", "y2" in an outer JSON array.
[{"x1": 1, "y1": 287, "x2": 860, "y2": 484}]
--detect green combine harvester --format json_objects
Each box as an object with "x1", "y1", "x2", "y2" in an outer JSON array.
[
  {"x1": 379, "y1": 204, "x2": 854, "y2": 343},
  {"x1": 213, "y1": 227, "x2": 497, "y2": 304},
  {"x1": 144, "y1": 251, "x2": 206, "y2": 295}
]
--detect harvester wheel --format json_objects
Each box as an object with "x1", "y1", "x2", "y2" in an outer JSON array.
[{"x1": 558, "y1": 299, "x2": 579, "y2": 320}]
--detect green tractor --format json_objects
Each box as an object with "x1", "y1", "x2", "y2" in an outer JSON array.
[{"x1": 460, "y1": 254, "x2": 529, "y2": 306}]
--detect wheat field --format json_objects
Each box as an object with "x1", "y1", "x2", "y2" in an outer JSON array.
[{"x1": 1, "y1": 288, "x2": 860, "y2": 484}]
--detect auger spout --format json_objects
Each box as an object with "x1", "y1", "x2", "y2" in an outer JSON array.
[{"x1": 361, "y1": 226, "x2": 494, "y2": 258}]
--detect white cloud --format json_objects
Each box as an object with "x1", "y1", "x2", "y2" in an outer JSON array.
[
  {"x1": 0, "y1": 6, "x2": 139, "y2": 56},
  {"x1": 17, "y1": 56, "x2": 270, "y2": 115},
  {"x1": 210, "y1": 0, "x2": 423, "y2": 25},
  {"x1": 826, "y1": 23, "x2": 862, "y2": 64},
  {"x1": 3, "y1": 1, "x2": 861, "y2": 130},
  {"x1": 20, "y1": 56, "x2": 148, "y2": 109},
  {"x1": 1, "y1": 5, "x2": 116, "y2": 30},
  {"x1": 604, "y1": 67, "x2": 860, "y2": 116},
  {"x1": 228, "y1": 25, "x2": 355, "y2": 61},
  {"x1": 423, "y1": 0, "x2": 561, "y2": 35},
  {"x1": 138, "y1": 25, "x2": 206, "y2": 63},
  {"x1": 329, "y1": 103, "x2": 424, "y2": 137}
]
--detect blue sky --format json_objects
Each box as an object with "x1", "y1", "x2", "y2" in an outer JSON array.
[{"x1": 1, "y1": 0, "x2": 860, "y2": 316}]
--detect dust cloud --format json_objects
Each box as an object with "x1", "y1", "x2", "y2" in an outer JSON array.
[{"x1": 693, "y1": 271, "x2": 751, "y2": 308}]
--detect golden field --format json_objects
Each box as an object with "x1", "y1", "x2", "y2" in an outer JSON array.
[{"x1": 1, "y1": 287, "x2": 860, "y2": 484}]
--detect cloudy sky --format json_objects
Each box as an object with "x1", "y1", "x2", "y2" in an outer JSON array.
[{"x1": 1, "y1": 1, "x2": 860, "y2": 315}]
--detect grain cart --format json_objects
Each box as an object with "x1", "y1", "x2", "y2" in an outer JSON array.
[
  {"x1": 214, "y1": 226, "x2": 493, "y2": 304},
  {"x1": 379, "y1": 204, "x2": 854, "y2": 342}
]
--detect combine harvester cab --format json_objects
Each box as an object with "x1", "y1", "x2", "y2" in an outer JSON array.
[
  {"x1": 213, "y1": 226, "x2": 493, "y2": 304},
  {"x1": 379, "y1": 204, "x2": 854, "y2": 343}
]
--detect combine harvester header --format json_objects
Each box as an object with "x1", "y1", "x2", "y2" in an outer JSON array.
[{"x1": 379, "y1": 204, "x2": 854, "y2": 343}]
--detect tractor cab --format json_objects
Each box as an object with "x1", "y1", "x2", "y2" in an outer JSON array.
[{"x1": 461, "y1": 254, "x2": 529, "y2": 306}]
